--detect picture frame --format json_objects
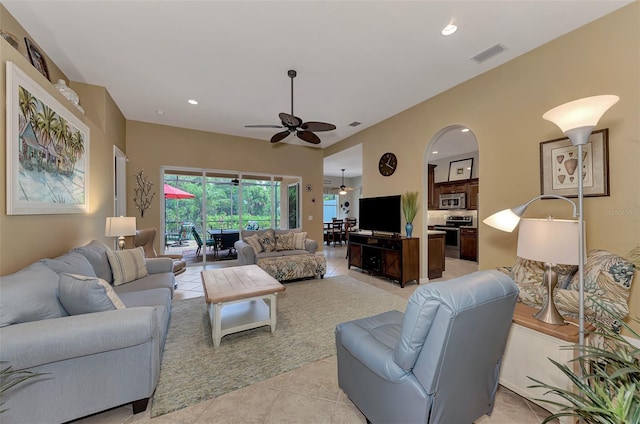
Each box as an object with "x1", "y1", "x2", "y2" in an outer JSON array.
[
  {"x1": 6, "y1": 61, "x2": 90, "y2": 215},
  {"x1": 24, "y1": 37, "x2": 50, "y2": 81},
  {"x1": 448, "y1": 158, "x2": 473, "y2": 181},
  {"x1": 539, "y1": 128, "x2": 609, "y2": 198}
]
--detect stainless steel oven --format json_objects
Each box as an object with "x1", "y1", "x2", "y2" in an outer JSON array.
[{"x1": 434, "y1": 216, "x2": 473, "y2": 259}]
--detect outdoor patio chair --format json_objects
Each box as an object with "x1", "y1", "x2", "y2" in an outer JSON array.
[{"x1": 191, "y1": 226, "x2": 216, "y2": 257}]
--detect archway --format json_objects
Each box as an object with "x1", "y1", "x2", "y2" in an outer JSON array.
[{"x1": 422, "y1": 125, "x2": 479, "y2": 281}]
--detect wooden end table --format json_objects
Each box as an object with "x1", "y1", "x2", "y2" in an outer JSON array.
[{"x1": 201, "y1": 265, "x2": 285, "y2": 347}]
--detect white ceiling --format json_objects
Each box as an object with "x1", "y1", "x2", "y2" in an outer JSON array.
[{"x1": 4, "y1": 0, "x2": 631, "y2": 176}]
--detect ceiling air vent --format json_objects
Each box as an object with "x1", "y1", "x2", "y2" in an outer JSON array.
[
  {"x1": 471, "y1": 43, "x2": 507, "y2": 64},
  {"x1": 349, "y1": 121, "x2": 362, "y2": 127}
]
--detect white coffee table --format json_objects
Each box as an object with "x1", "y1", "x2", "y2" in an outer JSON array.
[{"x1": 200, "y1": 265, "x2": 285, "y2": 347}]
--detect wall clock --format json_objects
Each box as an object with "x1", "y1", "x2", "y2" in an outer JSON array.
[{"x1": 378, "y1": 152, "x2": 397, "y2": 176}]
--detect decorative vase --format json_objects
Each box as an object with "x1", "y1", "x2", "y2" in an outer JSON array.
[
  {"x1": 54, "y1": 79, "x2": 83, "y2": 113},
  {"x1": 405, "y1": 222, "x2": 413, "y2": 238}
]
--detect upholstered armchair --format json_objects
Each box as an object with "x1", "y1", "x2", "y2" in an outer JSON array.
[
  {"x1": 133, "y1": 228, "x2": 186, "y2": 276},
  {"x1": 335, "y1": 270, "x2": 519, "y2": 424}
]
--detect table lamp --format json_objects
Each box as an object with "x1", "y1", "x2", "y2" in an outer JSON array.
[
  {"x1": 517, "y1": 218, "x2": 579, "y2": 325},
  {"x1": 105, "y1": 216, "x2": 136, "y2": 250}
]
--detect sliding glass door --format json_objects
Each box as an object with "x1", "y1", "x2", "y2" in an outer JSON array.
[{"x1": 162, "y1": 168, "x2": 300, "y2": 266}]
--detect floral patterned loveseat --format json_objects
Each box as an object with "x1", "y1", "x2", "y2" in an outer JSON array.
[{"x1": 499, "y1": 249, "x2": 635, "y2": 330}]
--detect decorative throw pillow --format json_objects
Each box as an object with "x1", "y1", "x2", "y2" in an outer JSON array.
[
  {"x1": 106, "y1": 247, "x2": 149, "y2": 286},
  {"x1": 244, "y1": 234, "x2": 263, "y2": 254},
  {"x1": 0, "y1": 262, "x2": 68, "y2": 327},
  {"x1": 58, "y1": 273, "x2": 126, "y2": 315},
  {"x1": 258, "y1": 229, "x2": 276, "y2": 253},
  {"x1": 276, "y1": 232, "x2": 295, "y2": 251},
  {"x1": 293, "y1": 232, "x2": 307, "y2": 250},
  {"x1": 40, "y1": 252, "x2": 97, "y2": 277},
  {"x1": 567, "y1": 249, "x2": 635, "y2": 303},
  {"x1": 72, "y1": 240, "x2": 113, "y2": 283},
  {"x1": 511, "y1": 257, "x2": 578, "y2": 290}
]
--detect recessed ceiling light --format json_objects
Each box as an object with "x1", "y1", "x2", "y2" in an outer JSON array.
[
  {"x1": 188, "y1": 99, "x2": 198, "y2": 105},
  {"x1": 441, "y1": 24, "x2": 457, "y2": 36},
  {"x1": 461, "y1": 128, "x2": 469, "y2": 132},
  {"x1": 432, "y1": 151, "x2": 439, "y2": 155},
  {"x1": 156, "y1": 110, "x2": 165, "y2": 115}
]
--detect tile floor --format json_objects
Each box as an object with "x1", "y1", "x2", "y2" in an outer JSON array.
[{"x1": 73, "y1": 246, "x2": 557, "y2": 424}]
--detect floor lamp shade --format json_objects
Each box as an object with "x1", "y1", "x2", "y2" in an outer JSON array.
[{"x1": 542, "y1": 95, "x2": 619, "y2": 135}]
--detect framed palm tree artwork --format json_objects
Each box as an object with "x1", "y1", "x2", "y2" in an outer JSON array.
[{"x1": 5, "y1": 61, "x2": 90, "y2": 214}]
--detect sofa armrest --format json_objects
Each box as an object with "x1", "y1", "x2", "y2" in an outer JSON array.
[
  {"x1": 235, "y1": 240, "x2": 256, "y2": 265},
  {"x1": 158, "y1": 253, "x2": 183, "y2": 260},
  {"x1": 305, "y1": 239, "x2": 318, "y2": 254},
  {"x1": 0, "y1": 307, "x2": 159, "y2": 370},
  {"x1": 146, "y1": 257, "x2": 173, "y2": 274}
]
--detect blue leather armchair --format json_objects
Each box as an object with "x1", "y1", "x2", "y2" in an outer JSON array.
[{"x1": 335, "y1": 270, "x2": 519, "y2": 423}]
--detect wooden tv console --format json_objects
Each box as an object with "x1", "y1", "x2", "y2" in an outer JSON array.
[{"x1": 347, "y1": 233, "x2": 419, "y2": 288}]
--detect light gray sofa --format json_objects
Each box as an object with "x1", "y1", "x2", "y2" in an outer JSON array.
[
  {"x1": 234, "y1": 228, "x2": 318, "y2": 265},
  {"x1": 0, "y1": 240, "x2": 175, "y2": 424}
]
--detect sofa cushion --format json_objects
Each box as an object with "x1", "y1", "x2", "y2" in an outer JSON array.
[
  {"x1": 0, "y1": 262, "x2": 68, "y2": 327},
  {"x1": 244, "y1": 233, "x2": 263, "y2": 254},
  {"x1": 276, "y1": 232, "x2": 295, "y2": 251},
  {"x1": 293, "y1": 232, "x2": 307, "y2": 250},
  {"x1": 106, "y1": 247, "x2": 149, "y2": 286},
  {"x1": 258, "y1": 229, "x2": 277, "y2": 253},
  {"x1": 58, "y1": 273, "x2": 126, "y2": 315},
  {"x1": 73, "y1": 240, "x2": 114, "y2": 283},
  {"x1": 40, "y1": 252, "x2": 97, "y2": 277}
]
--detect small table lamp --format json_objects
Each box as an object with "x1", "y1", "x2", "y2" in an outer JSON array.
[
  {"x1": 105, "y1": 216, "x2": 137, "y2": 250},
  {"x1": 516, "y1": 218, "x2": 579, "y2": 325}
]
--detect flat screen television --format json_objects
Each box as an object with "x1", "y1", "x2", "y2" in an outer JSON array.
[{"x1": 359, "y1": 195, "x2": 401, "y2": 235}]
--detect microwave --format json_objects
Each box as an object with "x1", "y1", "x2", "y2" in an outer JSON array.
[{"x1": 439, "y1": 193, "x2": 466, "y2": 209}]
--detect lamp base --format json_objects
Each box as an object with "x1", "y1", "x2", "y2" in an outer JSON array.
[
  {"x1": 533, "y1": 263, "x2": 567, "y2": 326},
  {"x1": 117, "y1": 236, "x2": 126, "y2": 250}
]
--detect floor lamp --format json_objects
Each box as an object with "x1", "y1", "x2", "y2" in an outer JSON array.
[{"x1": 542, "y1": 94, "x2": 619, "y2": 348}]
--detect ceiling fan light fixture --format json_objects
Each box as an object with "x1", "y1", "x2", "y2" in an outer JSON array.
[{"x1": 339, "y1": 168, "x2": 348, "y2": 195}]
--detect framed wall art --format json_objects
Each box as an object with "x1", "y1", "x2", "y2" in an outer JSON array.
[
  {"x1": 539, "y1": 128, "x2": 609, "y2": 198},
  {"x1": 24, "y1": 37, "x2": 50, "y2": 81},
  {"x1": 448, "y1": 158, "x2": 473, "y2": 181},
  {"x1": 6, "y1": 61, "x2": 90, "y2": 215}
]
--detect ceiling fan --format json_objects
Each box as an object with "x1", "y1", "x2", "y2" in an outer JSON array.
[
  {"x1": 245, "y1": 70, "x2": 336, "y2": 145},
  {"x1": 338, "y1": 169, "x2": 356, "y2": 195}
]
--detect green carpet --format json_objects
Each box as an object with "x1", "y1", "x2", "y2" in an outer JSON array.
[{"x1": 150, "y1": 275, "x2": 408, "y2": 417}]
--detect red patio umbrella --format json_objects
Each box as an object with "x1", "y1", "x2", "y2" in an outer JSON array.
[
  {"x1": 164, "y1": 184, "x2": 195, "y2": 199},
  {"x1": 164, "y1": 184, "x2": 195, "y2": 245}
]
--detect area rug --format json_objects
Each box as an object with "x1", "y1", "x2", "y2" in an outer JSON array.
[{"x1": 150, "y1": 275, "x2": 408, "y2": 417}]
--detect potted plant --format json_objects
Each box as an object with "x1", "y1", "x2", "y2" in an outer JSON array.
[
  {"x1": 402, "y1": 191, "x2": 419, "y2": 238},
  {"x1": 528, "y1": 301, "x2": 640, "y2": 424}
]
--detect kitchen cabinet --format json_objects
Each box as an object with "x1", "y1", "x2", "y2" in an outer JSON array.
[
  {"x1": 427, "y1": 164, "x2": 438, "y2": 210},
  {"x1": 348, "y1": 233, "x2": 419, "y2": 288},
  {"x1": 427, "y1": 232, "x2": 445, "y2": 279},
  {"x1": 432, "y1": 178, "x2": 479, "y2": 210},
  {"x1": 460, "y1": 227, "x2": 477, "y2": 261},
  {"x1": 438, "y1": 181, "x2": 467, "y2": 194},
  {"x1": 467, "y1": 179, "x2": 479, "y2": 210}
]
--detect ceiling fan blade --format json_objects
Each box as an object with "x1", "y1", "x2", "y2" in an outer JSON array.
[
  {"x1": 297, "y1": 130, "x2": 321, "y2": 145},
  {"x1": 300, "y1": 121, "x2": 336, "y2": 132},
  {"x1": 245, "y1": 124, "x2": 284, "y2": 128},
  {"x1": 279, "y1": 113, "x2": 302, "y2": 128},
  {"x1": 270, "y1": 130, "x2": 291, "y2": 143}
]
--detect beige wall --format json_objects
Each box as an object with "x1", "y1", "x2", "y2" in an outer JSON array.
[
  {"x1": 0, "y1": 5, "x2": 126, "y2": 274},
  {"x1": 125, "y1": 121, "x2": 325, "y2": 249},
  {"x1": 327, "y1": 3, "x2": 640, "y2": 331}
]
